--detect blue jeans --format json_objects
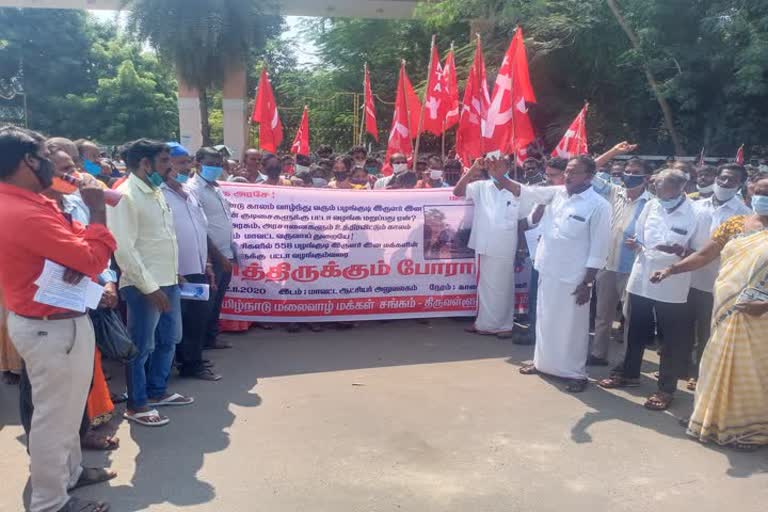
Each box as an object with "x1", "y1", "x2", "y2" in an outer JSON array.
[{"x1": 121, "y1": 285, "x2": 182, "y2": 410}]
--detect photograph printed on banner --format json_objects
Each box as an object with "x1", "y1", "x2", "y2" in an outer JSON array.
[{"x1": 423, "y1": 205, "x2": 474, "y2": 260}]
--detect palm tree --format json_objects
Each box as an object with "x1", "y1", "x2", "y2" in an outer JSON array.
[{"x1": 122, "y1": 0, "x2": 280, "y2": 145}]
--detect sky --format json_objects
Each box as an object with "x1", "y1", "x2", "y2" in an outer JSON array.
[{"x1": 89, "y1": 11, "x2": 319, "y2": 66}]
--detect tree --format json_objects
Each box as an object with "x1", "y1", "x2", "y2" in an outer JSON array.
[{"x1": 123, "y1": 0, "x2": 281, "y2": 145}]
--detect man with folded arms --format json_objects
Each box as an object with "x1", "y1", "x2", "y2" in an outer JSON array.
[{"x1": 0, "y1": 126, "x2": 115, "y2": 512}]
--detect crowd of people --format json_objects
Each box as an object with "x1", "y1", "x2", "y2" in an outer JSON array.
[{"x1": 0, "y1": 124, "x2": 767, "y2": 512}]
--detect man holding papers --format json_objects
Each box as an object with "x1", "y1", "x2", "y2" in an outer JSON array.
[
  {"x1": 162, "y1": 148, "x2": 222, "y2": 381},
  {"x1": 0, "y1": 126, "x2": 116, "y2": 512}
]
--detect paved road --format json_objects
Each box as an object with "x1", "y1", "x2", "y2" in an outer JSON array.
[{"x1": 1, "y1": 319, "x2": 766, "y2": 511}]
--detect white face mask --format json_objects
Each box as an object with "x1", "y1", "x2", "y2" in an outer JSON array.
[
  {"x1": 713, "y1": 183, "x2": 739, "y2": 202},
  {"x1": 392, "y1": 163, "x2": 408, "y2": 175},
  {"x1": 697, "y1": 183, "x2": 714, "y2": 194},
  {"x1": 429, "y1": 169, "x2": 444, "y2": 180}
]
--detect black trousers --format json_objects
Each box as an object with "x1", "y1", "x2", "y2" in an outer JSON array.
[
  {"x1": 177, "y1": 273, "x2": 212, "y2": 375},
  {"x1": 688, "y1": 287, "x2": 714, "y2": 378},
  {"x1": 621, "y1": 293, "x2": 695, "y2": 394},
  {"x1": 206, "y1": 260, "x2": 233, "y2": 346}
]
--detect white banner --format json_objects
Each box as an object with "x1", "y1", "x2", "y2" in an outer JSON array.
[{"x1": 218, "y1": 183, "x2": 479, "y2": 322}]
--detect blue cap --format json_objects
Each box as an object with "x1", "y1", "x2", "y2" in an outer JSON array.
[{"x1": 166, "y1": 142, "x2": 189, "y2": 157}]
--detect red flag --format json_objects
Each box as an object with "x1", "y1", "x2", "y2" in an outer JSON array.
[
  {"x1": 251, "y1": 68, "x2": 283, "y2": 153},
  {"x1": 484, "y1": 28, "x2": 537, "y2": 155},
  {"x1": 456, "y1": 36, "x2": 490, "y2": 167},
  {"x1": 290, "y1": 106, "x2": 310, "y2": 156},
  {"x1": 442, "y1": 46, "x2": 460, "y2": 130},
  {"x1": 551, "y1": 104, "x2": 589, "y2": 159},
  {"x1": 386, "y1": 62, "x2": 415, "y2": 161},
  {"x1": 422, "y1": 42, "x2": 444, "y2": 136},
  {"x1": 402, "y1": 65, "x2": 422, "y2": 137},
  {"x1": 736, "y1": 144, "x2": 745, "y2": 165},
  {"x1": 363, "y1": 64, "x2": 379, "y2": 142}
]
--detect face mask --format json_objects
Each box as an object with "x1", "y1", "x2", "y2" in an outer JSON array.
[
  {"x1": 32, "y1": 156, "x2": 55, "y2": 190},
  {"x1": 592, "y1": 175, "x2": 610, "y2": 194},
  {"x1": 312, "y1": 177, "x2": 328, "y2": 188},
  {"x1": 392, "y1": 163, "x2": 408, "y2": 175},
  {"x1": 365, "y1": 166, "x2": 378, "y2": 175},
  {"x1": 334, "y1": 172, "x2": 350, "y2": 182},
  {"x1": 429, "y1": 169, "x2": 444, "y2": 180},
  {"x1": 51, "y1": 176, "x2": 79, "y2": 194},
  {"x1": 526, "y1": 173, "x2": 544, "y2": 184},
  {"x1": 595, "y1": 171, "x2": 610, "y2": 182},
  {"x1": 659, "y1": 195, "x2": 683, "y2": 210},
  {"x1": 200, "y1": 165, "x2": 223, "y2": 182},
  {"x1": 751, "y1": 194, "x2": 768, "y2": 215},
  {"x1": 83, "y1": 158, "x2": 102, "y2": 176},
  {"x1": 683, "y1": 172, "x2": 691, "y2": 181},
  {"x1": 147, "y1": 170, "x2": 164, "y2": 187},
  {"x1": 697, "y1": 183, "x2": 714, "y2": 194},
  {"x1": 713, "y1": 183, "x2": 739, "y2": 202},
  {"x1": 622, "y1": 174, "x2": 646, "y2": 189},
  {"x1": 610, "y1": 176, "x2": 624, "y2": 186},
  {"x1": 175, "y1": 173, "x2": 190, "y2": 184}
]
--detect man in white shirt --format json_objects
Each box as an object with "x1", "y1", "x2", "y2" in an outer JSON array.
[
  {"x1": 686, "y1": 164, "x2": 750, "y2": 388},
  {"x1": 599, "y1": 169, "x2": 703, "y2": 410},
  {"x1": 455, "y1": 156, "x2": 560, "y2": 340},
  {"x1": 453, "y1": 157, "x2": 539, "y2": 339},
  {"x1": 518, "y1": 156, "x2": 612, "y2": 392},
  {"x1": 108, "y1": 140, "x2": 194, "y2": 427},
  {"x1": 374, "y1": 153, "x2": 411, "y2": 189},
  {"x1": 188, "y1": 147, "x2": 237, "y2": 350},
  {"x1": 162, "y1": 154, "x2": 222, "y2": 382}
]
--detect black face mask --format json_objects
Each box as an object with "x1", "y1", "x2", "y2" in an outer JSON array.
[
  {"x1": 334, "y1": 172, "x2": 350, "y2": 182},
  {"x1": 265, "y1": 166, "x2": 281, "y2": 178},
  {"x1": 32, "y1": 156, "x2": 55, "y2": 190}
]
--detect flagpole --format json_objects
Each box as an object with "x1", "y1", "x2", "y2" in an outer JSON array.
[
  {"x1": 400, "y1": 59, "x2": 413, "y2": 163},
  {"x1": 359, "y1": 63, "x2": 368, "y2": 145},
  {"x1": 414, "y1": 35, "x2": 436, "y2": 171}
]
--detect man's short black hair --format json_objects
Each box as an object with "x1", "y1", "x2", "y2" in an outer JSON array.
[
  {"x1": 0, "y1": 125, "x2": 46, "y2": 180},
  {"x1": 349, "y1": 145, "x2": 367, "y2": 156},
  {"x1": 195, "y1": 146, "x2": 222, "y2": 163},
  {"x1": 427, "y1": 155, "x2": 443, "y2": 166},
  {"x1": 546, "y1": 157, "x2": 568, "y2": 171},
  {"x1": 296, "y1": 154, "x2": 312, "y2": 167},
  {"x1": 626, "y1": 157, "x2": 653, "y2": 175},
  {"x1": 261, "y1": 152, "x2": 279, "y2": 166},
  {"x1": 718, "y1": 163, "x2": 748, "y2": 183},
  {"x1": 569, "y1": 155, "x2": 597, "y2": 175},
  {"x1": 317, "y1": 144, "x2": 334, "y2": 157},
  {"x1": 445, "y1": 158, "x2": 462, "y2": 170},
  {"x1": 124, "y1": 139, "x2": 169, "y2": 170}
]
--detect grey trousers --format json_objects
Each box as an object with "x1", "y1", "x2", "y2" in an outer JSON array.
[
  {"x1": 591, "y1": 269, "x2": 629, "y2": 361},
  {"x1": 7, "y1": 314, "x2": 94, "y2": 512}
]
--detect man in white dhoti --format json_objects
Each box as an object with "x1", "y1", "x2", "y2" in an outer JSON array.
[
  {"x1": 517, "y1": 156, "x2": 612, "y2": 392},
  {"x1": 453, "y1": 158, "x2": 537, "y2": 339}
]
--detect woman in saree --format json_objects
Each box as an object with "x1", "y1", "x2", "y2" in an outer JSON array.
[{"x1": 651, "y1": 177, "x2": 768, "y2": 450}]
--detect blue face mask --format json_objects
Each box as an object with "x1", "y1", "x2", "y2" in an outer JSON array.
[
  {"x1": 622, "y1": 174, "x2": 646, "y2": 189},
  {"x1": 175, "y1": 173, "x2": 189, "y2": 184},
  {"x1": 200, "y1": 165, "x2": 223, "y2": 182},
  {"x1": 659, "y1": 195, "x2": 683, "y2": 210},
  {"x1": 610, "y1": 176, "x2": 624, "y2": 186},
  {"x1": 592, "y1": 172, "x2": 610, "y2": 193},
  {"x1": 83, "y1": 158, "x2": 102, "y2": 176},
  {"x1": 751, "y1": 194, "x2": 768, "y2": 215},
  {"x1": 147, "y1": 171, "x2": 164, "y2": 188}
]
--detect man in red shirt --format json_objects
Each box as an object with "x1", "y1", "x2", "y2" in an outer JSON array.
[{"x1": 0, "y1": 126, "x2": 116, "y2": 512}]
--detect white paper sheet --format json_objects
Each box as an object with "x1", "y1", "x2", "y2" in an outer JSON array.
[
  {"x1": 180, "y1": 283, "x2": 210, "y2": 301},
  {"x1": 33, "y1": 260, "x2": 104, "y2": 313}
]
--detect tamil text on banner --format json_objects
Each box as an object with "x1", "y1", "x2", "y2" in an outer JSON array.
[{"x1": 219, "y1": 184, "x2": 479, "y2": 322}]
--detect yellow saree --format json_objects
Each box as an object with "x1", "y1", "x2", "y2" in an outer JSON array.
[{"x1": 688, "y1": 217, "x2": 768, "y2": 446}]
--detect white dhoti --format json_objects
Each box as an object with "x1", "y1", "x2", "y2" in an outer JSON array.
[
  {"x1": 474, "y1": 254, "x2": 516, "y2": 333},
  {"x1": 533, "y1": 274, "x2": 590, "y2": 379}
]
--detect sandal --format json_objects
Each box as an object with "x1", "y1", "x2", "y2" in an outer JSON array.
[
  {"x1": 598, "y1": 376, "x2": 640, "y2": 389},
  {"x1": 57, "y1": 497, "x2": 110, "y2": 512},
  {"x1": 148, "y1": 392, "x2": 194, "y2": 407},
  {"x1": 519, "y1": 364, "x2": 538, "y2": 375},
  {"x1": 82, "y1": 432, "x2": 120, "y2": 451},
  {"x1": 686, "y1": 378, "x2": 697, "y2": 391},
  {"x1": 123, "y1": 409, "x2": 169, "y2": 427},
  {"x1": 644, "y1": 392, "x2": 673, "y2": 411},
  {"x1": 70, "y1": 467, "x2": 117, "y2": 490},
  {"x1": 565, "y1": 379, "x2": 588, "y2": 393}
]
